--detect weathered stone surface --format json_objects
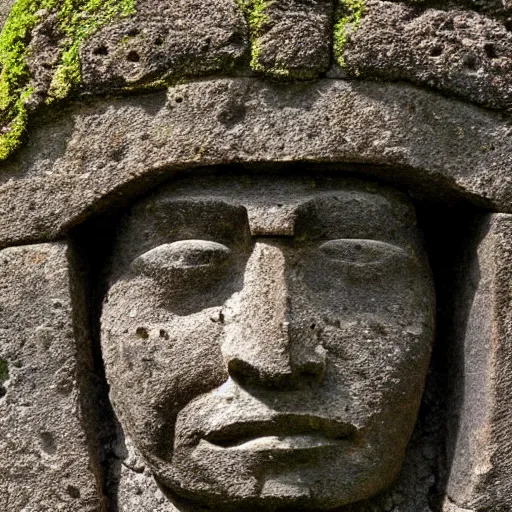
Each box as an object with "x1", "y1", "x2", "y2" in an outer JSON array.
[
  {"x1": 112, "y1": 433, "x2": 177, "y2": 512},
  {"x1": 0, "y1": 242, "x2": 102, "y2": 511},
  {"x1": 250, "y1": 0, "x2": 333, "y2": 78},
  {"x1": 443, "y1": 500, "x2": 475, "y2": 512},
  {"x1": 446, "y1": 213, "x2": 512, "y2": 510},
  {"x1": 386, "y1": 0, "x2": 512, "y2": 18},
  {"x1": 1, "y1": 78, "x2": 511, "y2": 249},
  {"x1": 80, "y1": 0, "x2": 248, "y2": 90},
  {"x1": 339, "y1": 1, "x2": 512, "y2": 112}
]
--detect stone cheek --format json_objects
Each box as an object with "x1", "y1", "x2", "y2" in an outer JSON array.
[{"x1": 0, "y1": 243, "x2": 101, "y2": 511}]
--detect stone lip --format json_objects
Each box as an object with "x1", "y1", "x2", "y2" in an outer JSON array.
[
  {"x1": 0, "y1": 77, "x2": 511, "y2": 250},
  {"x1": 199, "y1": 414, "x2": 358, "y2": 449}
]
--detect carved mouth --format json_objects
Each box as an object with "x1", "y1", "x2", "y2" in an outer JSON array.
[{"x1": 202, "y1": 415, "x2": 357, "y2": 449}]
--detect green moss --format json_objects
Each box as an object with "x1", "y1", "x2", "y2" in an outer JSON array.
[
  {"x1": 48, "y1": 0, "x2": 136, "y2": 100},
  {"x1": 0, "y1": 0, "x2": 135, "y2": 160},
  {"x1": 0, "y1": 359, "x2": 8, "y2": 382},
  {"x1": 236, "y1": 0, "x2": 273, "y2": 72},
  {"x1": 333, "y1": 0, "x2": 366, "y2": 68}
]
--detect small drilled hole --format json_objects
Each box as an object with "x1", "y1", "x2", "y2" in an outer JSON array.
[
  {"x1": 440, "y1": 18, "x2": 454, "y2": 31},
  {"x1": 227, "y1": 32, "x2": 244, "y2": 46},
  {"x1": 67, "y1": 485, "x2": 81, "y2": 499},
  {"x1": 430, "y1": 45, "x2": 443, "y2": 57},
  {"x1": 175, "y1": 97, "x2": 183, "y2": 103},
  {"x1": 136, "y1": 327, "x2": 149, "y2": 339},
  {"x1": 93, "y1": 45, "x2": 108, "y2": 56},
  {"x1": 484, "y1": 42, "x2": 497, "y2": 59},
  {"x1": 127, "y1": 51, "x2": 140, "y2": 63},
  {"x1": 463, "y1": 54, "x2": 478, "y2": 70},
  {"x1": 154, "y1": 37, "x2": 164, "y2": 46}
]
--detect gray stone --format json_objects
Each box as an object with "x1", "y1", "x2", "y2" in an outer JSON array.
[
  {"x1": 445, "y1": 214, "x2": 512, "y2": 510},
  {"x1": 80, "y1": 0, "x2": 248, "y2": 90},
  {"x1": 0, "y1": 242, "x2": 102, "y2": 511},
  {"x1": 249, "y1": 0, "x2": 333, "y2": 78},
  {"x1": 2, "y1": 0, "x2": 512, "y2": 508},
  {"x1": 0, "y1": 0, "x2": 14, "y2": 31},
  {"x1": 340, "y1": 1, "x2": 512, "y2": 113},
  {"x1": 1, "y1": 78, "x2": 512, "y2": 250}
]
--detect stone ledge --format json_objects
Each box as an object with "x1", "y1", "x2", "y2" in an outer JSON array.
[{"x1": 0, "y1": 78, "x2": 511, "y2": 249}]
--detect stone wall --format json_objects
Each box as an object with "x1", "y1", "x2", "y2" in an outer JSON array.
[{"x1": 1, "y1": 1, "x2": 512, "y2": 511}]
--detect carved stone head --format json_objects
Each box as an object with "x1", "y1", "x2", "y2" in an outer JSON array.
[{"x1": 101, "y1": 175, "x2": 435, "y2": 510}]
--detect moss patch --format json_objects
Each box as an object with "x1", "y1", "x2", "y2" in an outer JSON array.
[
  {"x1": 333, "y1": 0, "x2": 366, "y2": 68},
  {"x1": 236, "y1": 0, "x2": 274, "y2": 72},
  {"x1": 0, "y1": 0, "x2": 135, "y2": 161}
]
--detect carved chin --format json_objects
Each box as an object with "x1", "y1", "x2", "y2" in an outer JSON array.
[{"x1": 144, "y1": 438, "x2": 404, "y2": 511}]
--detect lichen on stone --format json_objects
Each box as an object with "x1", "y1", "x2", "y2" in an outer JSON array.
[
  {"x1": 0, "y1": 0, "x2": 136, "y2": 161},
  {"x1": 334, "y1": 0, "x2": 366, "y2": 67}
]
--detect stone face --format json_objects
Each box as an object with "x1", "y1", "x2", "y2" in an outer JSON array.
[
  {"x1": 1, "y1": 78, "x2": 512, "y2": 250},
  {"x1": 101, "y1": 175, "x2": 435, "y2": 510},
  {"x1": 340, "y1": 1, "x2": 512, "y2": 113},
  {"x1": 1, "y1": 0, "x2": 512, "y2": 509},
  {"x1": 80, "y1": 0, "x2": 248, "y2": 90},
  {"x1": 445, "y1": 214, "x2": 512, "y2": 510},
  {"x1": 0, "y1": 243, "x2": 102, "y2": 511},
  {"x1": 250, "y1": 0, "x2": 333, "y2": 78}
]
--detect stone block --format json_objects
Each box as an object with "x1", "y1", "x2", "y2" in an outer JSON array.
[
  {"x1": 446, "y1": 213, "x2": 512, "y2": 510},
  {"x1": 249, "y1": 0, "x2": 333, "y2": 78},
  {"x1": 0, "y1": 243, "x2": 102, "y2": 511},
  {"x1": 80, "y1": 0, "x2": 248, "y2": 89},
  {"x1": 339, "y1": 1, "x2": 512, "y2": 113},
  {"x1": 1, "y1": 79, "x2": 512, "y2": 250}
]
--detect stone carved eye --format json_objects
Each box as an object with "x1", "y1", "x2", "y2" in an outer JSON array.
[
  {"x1": 131, "y1": 240, "x2": 231, "y2": 281},
  {"x1": 319, "y1": 239, "x2": 406, "y2": 265}
]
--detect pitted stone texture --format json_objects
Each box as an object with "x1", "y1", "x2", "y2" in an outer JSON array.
[
  {"x1": 80, "y1": 0, "x2": 248, "y2": 90},
  {"x1": 443, "y1": 500, "x2": 475, "y2": 512},
  {"x1": 446, "y1": 214, "x2": 512, "y2": 510},
  {"x1": 250, "y1": 0, "x2": 333, "y2": 78},
  {"x1": 386, "y1": 0, "x2": 512, "y2": 18},
  {"x1": 1, "y1": 79, "x2": 512, "y2": 250},
  {"x1": 0, "y1": 243, "x2": 102, "y2": 511},
  {"x1": 101, "y1": 177, "x2": 435, "y2": 509},
  {"x1": 339, "y1": 1, "x2": 512, "y2": 112}
]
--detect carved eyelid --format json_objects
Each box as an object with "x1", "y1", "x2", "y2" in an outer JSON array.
[
  {"x1": 319, "y1": 239, "x2": 406, "y2": 264},
  {"x1": 131, "y1": 240, "x2": 231, "y2": 275}
]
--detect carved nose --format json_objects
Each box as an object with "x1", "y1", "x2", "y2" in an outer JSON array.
[{"x1": 222, "y1": 241, "x2": 326, "y2": 389}]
